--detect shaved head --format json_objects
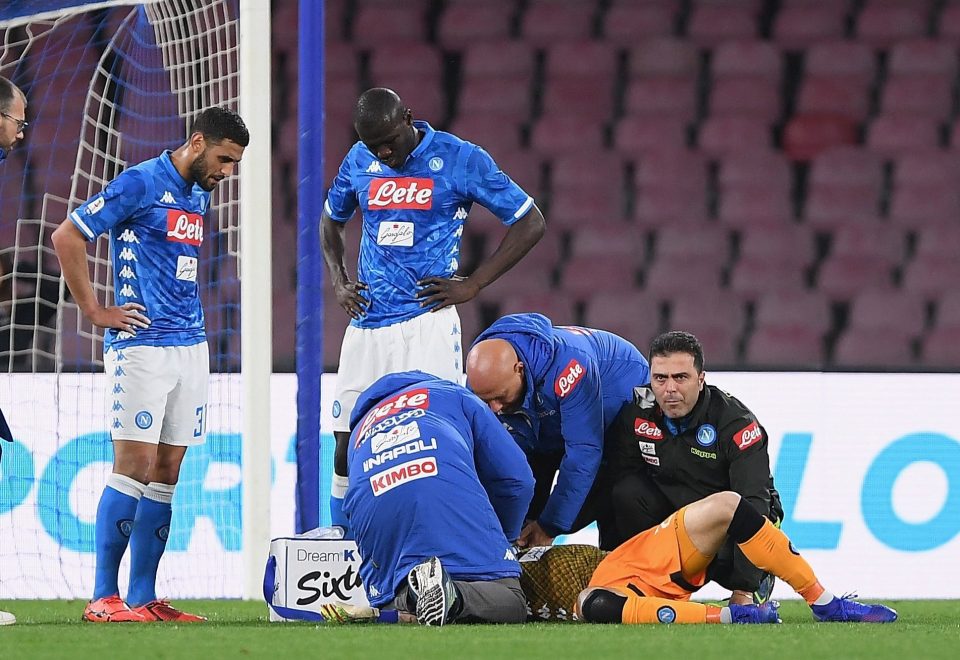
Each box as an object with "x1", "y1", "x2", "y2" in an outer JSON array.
[
  {"x1": 466, "y1": 339, "x2": 526, "y2": 414},
  {"x1": 353, "y1": 87, "x2": 418, "y2": 170},
  {"x1": 354, "y1": 87, "x2": 405, "y2": 133}
]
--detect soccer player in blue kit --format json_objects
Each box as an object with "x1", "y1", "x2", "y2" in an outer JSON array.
[
  {"x1": 466, "y1": 313, "x2": 650, "y2": 551},
  {"x1": 322, "y1": 88, "x2": 546, "y2": 529},
  {"x1": 343, "y1": 370, "x2": 534, "y2": 626},
  {"x1": 52, "y1": 107, "x2": 249, "y2": 623},
  {"x1": 0, "y1": 73, "x2": 28, "y2": 628}
]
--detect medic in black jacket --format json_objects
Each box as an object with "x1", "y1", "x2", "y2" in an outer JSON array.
[{"x1": 607, "y1": 331, "x2": 783, "y2": 603}]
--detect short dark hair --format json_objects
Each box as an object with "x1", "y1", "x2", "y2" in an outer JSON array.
[
  {"x1": 0, "y1": 76, "x2": 25, "y2": 113},
  {"x1": 650, "y1": 330, "x2": 705, "y2": 372},
  {"x1": 191, "y1": 106, "x2": 249, "y2": 147},
  {"x1": 354, "y1": 87, "x2": 405, "y2": 129}
]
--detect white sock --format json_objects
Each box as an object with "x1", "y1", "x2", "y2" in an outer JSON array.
[
  {"x1": 814, "y1": 590, "x2": 835, "y2": 606},
  {"x1": 107, "y1": 473, "x2": 146, "y2": 499},
  {"x1": 331, "y1": 474, "x2": 349, "y2": 499},
  {"x1": 143, "y1": 482, "x2": 175, "y2": 504}
]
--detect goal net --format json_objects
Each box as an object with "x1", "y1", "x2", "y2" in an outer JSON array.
[{"x1": 0, "y1": 0, "x2": 254, "y2": 599}]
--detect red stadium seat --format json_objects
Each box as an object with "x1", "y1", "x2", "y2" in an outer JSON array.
[
  {"x1": 461, "y1": 41, "x2": 536, "y2": 80},
  {"x1": 541, "y1": 78, "x2": 615, "y2": 122},
  {"x1": 772, "y1": 5, "x2": 847, "y2": 50},
  {"x1": 738, "y1": 225, "x2": 816, "y2": 269},
  {"x1": 939, "y1": 3, "x2": 960, "y2": 43},
  {"x1": 478, "y1": 257, "x2": 555, "y2": 303},
  {"x1": 698, "y1": 116, "x2": 771, "y2": 155},
  {"x1": 370, "y1": 76, "x2": 446, "y2": 124},
  {"x1": 687, "y1": 4, "x2": 758, "y2": 47},
  {"x1": 351, "y1": 6, "x2": 427, "y2": 47},
  {"x1": 856, "y1": 2, "x2": 928, "y2": 48},
  {"x1": 718, "y1": 186, "x2": 793, "y2": 224},
  {"x1": 635, "y1": 150, "x2": 709, "y2": 192},
  {"x1": 437, "y1": 3, "x2": 513, "y2": 45},
  {"x1": 919, "y1": 326, "x2": 960, "y2": 368},
  {"x1": 880, "y1": 76, "x2": 954, "y2": 119},
  {"x1": 809, "y1": 147, "x2": 885, "y2": 188},
  {"x1": 866, "y1": 115, "x2": 941, "y2": 155},
  {"x1": 568, "y1": 223, "x2": 647, "y2": 259},
  {"x1": 744, "y1": 326, "x2": 826, "y2": 368},
  {"x1": 530, "y1": 113, "x2": 605, "y2": 157},
  {"x1": 548, "y1": 186, "x2": 626, "y2": 230},
  {"x1": 831, "y1": 327, "x2": 916, "y2": 369},
  {"x1": 816, "y1": 254, "x2": 895, "y2": 300},
  {"x1": 456, "y1": 298, "x2": 483, "y2": 348},
  {"x1": 367, "y1": 42, "x2": 442, "y2": 80},
  {"x1": 718, "y1": 151, "x2": 793, "y2": 191},
  {"x1": 447, "y1": 116, "x2": 523, "y2": 155},
  {"x1": 796, "y1": 77, "x2": 871, "y2": 121},
  {"x1": 830, "y1": 226, "x2": 905, "y2": 263},
  {"x1": 783, "y1": 114, "x2": 858, "y2": 162},
  {"x1": 545, "y1": 41, "x2": 618, "y2": 79},
  {"x1": 602, "y1": 3, "x2": 675, "y2": 44},
  {"x1": 888, "y1": 40, "x2": 958, "y2": 77},
  {"x1": 934, "y1": 290, "x2": 960, "y2": 328},
  {"x1": 324, "y1": 42, "x2": 361, "y2": 81},
  {"x1": 804, "y1": 41, "x2": 876, "y2": 80},
  {"x1": 623, "y1": 78, "x2": 698, "y2": 120},
  {"x1": 754, "y1": 290, "x2": 832, "y2": 334},
  {"x1": 520, "y1": 0, "x2": 595, "y2": 46},
  {"x1": 901, "y1": 255, "x2": 960, "y2": 297},
  {"x1": 613, "y1": 116, "x2": 690, "y2": 156},
  {"x1": 913, "y1": 226, "x2": 960, "y2": 260},
  {"x1": 668, "y1": 291, "x2": 746, "y2": 337},
  {"x1": 846, "y1": 289, "x2": 927, "y2": 337},
  {"x1": 560, "y1": 257, "x2": 640, "y2": 300},
  {"x1": 889, "y1": 184, "x2": 960, "y2": 229},
  {"x1": 457, "y1": 78, "x2": 531, "y2": 122},
  {"x1": 632, "y1": 187, "x2": 708, "y2": 226},
  {"x1": 708, "y1": 77, "x2": 781, "y2": 122},
  {"x1": 489, "y1": 149, "x2": 545, "y2": 199},
  {"x1": 551, "y1": 151, "x2": 627, "y2": 191},
  {"x1": 628, "y1": 39, "x2": 700, "y2": 79},
  {"x1": 497, "y1": 292, "x2": 576, "y2": 324},
  {"x1": 653, "y1": 225, "x2": 731, "y2": 266},
  {"x1": 683, "y1": 326, "x2": 741, "y2": 367},
  {"x1": 582, "y1": 291, "x2": 663, "y2": 350},
  {"x1": 728, "y1": 256, "x2": 808, "y2": 298},
  {"x1": 712, "y1": 40, "x2": 782, "y2": 81},
  {"x1": 643, "y1": 259, "x2": 724, "y2": 298},
  {"x1": 272, "y1": 290, "x2": 297, "y2": 370}
]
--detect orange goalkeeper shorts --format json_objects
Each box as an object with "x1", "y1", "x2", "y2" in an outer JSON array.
[{"x1": 587, "y1": 506, "x2": 707, "y2": 600}]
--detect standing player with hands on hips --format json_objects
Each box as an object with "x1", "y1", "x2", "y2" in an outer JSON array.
[
  {"x1": 322, "y1": 87, "x2": 546, "y2": 530},
  {"x1": 52, "y1": 107, "x2": 249, "y2": 623}
]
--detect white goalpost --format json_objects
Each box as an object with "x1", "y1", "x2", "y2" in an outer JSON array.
[{"x1": 0, "y1": 0, "x2": 271, "y2": 600}]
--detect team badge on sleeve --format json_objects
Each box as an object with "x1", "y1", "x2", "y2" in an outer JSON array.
[{"x1": 733, "y1": 421, "x2": 763, "y2": 451}]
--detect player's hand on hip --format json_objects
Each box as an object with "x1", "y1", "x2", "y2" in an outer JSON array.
[
  {"x1": 334, "y1": 280, "x2": 368, "y2": 319},
  {"x1": 89, "y1": 302, "x2": 151, "y2": 333},
  {"x1": 517, "y1": 520, "x2": 555, "y2": 549},
  {"x1": 416, "y1": 275, "x2": 479, "y2": 311}
]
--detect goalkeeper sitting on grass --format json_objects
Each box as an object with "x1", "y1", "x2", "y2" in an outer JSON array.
[{"x1": 327, "y1": 490, "x2": 896, "y2": 625}]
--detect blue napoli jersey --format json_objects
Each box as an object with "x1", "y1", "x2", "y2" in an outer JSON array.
[
  {"x1": 473, "y1": 314, "x2": 650, "y2": 536},
  {"x1": 324, "y1": 121, "x2": 534, "y2": 329},
  {"x1": 344, "y1": 371, "x2": 534, "y2": 608},
  {"x1": 69, "y1": 151, "x2": 209, "y2": 349}
]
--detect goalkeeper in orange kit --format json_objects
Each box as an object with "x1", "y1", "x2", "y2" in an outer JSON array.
[{"x1": 520, "y1": 490, "x2": 897, "y2": 625}]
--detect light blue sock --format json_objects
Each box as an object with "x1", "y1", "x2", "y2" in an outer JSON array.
[
  {"x1": 93, "y1": 474, "x2": 145, "y2": 600},
  {"x1": 330, "y1": 474, "x2": 349, "y2": 534},
  {"x1": 126, "y1": 482, "x2": 175, "y2": 607}
]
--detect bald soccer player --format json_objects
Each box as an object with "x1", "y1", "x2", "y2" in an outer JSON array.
[{"x1": 466, "y1": 313, "x2": 649, "y2": 550}]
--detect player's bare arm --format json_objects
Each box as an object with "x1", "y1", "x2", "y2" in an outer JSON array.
[
  {"x1": 517, "y1": 520, "x2": 555, "y2": 549},
  {"x1": 320, "y1": 211, "x2": 368, "y2": 319},
  {"x1": 416, "y1": 204, "x2": 545, "y2": 311},
  {"x1": 51, "y1": 219, "x2": 150, "y2": 333}
]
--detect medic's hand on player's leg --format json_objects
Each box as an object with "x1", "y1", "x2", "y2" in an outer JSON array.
[
  {"x1": 517, "y1": 520, "x2": 555, "y2": 549},
  {"x1": 416, "y1": 275, "x2": 479, "y2": 311},
  {"x1": 334, "y1": 279, "x2": 368, "y2": 319}
]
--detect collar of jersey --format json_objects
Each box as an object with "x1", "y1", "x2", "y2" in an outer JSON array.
[
  {"x1": 661, "y1": 386, "x2": 710, "y2": 435},
  {"x1": 407, "y1": 120, "x2": 436, "y2": 161},
  {"x1": 159, "y1": 150, "x2": 194, "y2": 195}
]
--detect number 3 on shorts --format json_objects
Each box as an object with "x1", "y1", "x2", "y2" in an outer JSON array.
[{"x1": 194, "y1": 405, "x2": 207, "y2": 438}]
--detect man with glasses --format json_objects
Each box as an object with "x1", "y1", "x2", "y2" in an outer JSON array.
[
  {"x1": 0, "y1": 75, "x2": 27, "y2": 163},
  {"x1": 0, "y1": 73, "x2": 27, "y2": 627}
]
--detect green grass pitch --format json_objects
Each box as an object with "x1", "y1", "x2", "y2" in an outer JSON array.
[{"x1": 1, "y1": 599, "x2": 956, "y2": 660}]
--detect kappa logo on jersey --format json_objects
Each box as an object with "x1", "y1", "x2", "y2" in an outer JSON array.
[
  {"x1": 118, "y1": 247, "x2": 137, "y2": 262},
  {"x1": 166, "y1": 210, "x2": 204, "y2": 246},
  {"x1": 453, "y1": 207, "x2": 468, "y2": 221},
  {"x1": 371, "y1": 420, "x2": 421, "y2": 454},
  {"x1": 366, "y1": 160, "x2": 382, "y2": 174},
  {"x1": 161, "y1": 190, "x2": 176, "y2": 204},
  {"x1": 118, "y1": 265, "x2": 136, "y2": 279},
  {"x1": 356, "y1": 388, "x2": 431, "y2": 440},
  {"x1": 554, "y1": 359, "x2": 585, "y2": 397},
  {"x1": 118, "y1": 284, "x2": 137, "y2": 298},
  {"x1": 117, "y1": 229, "x2": 139, "y2": 243},
  {"x1": 733, "y1": 421, "x2": 763, "y2": 451},
  {"x1": 369, "y1": 456, "x2": 438, "y2": 496},
  {"x1": 634, "y1": 419, "x2": 663, "y2": 440},
  {"x1": 367, "y1": 178, "x2": 434, "y2": 210}
]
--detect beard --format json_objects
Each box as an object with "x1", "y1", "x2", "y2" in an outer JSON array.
[{"x1": 188, "y1": 149, "x2": 216, "y2": 191}]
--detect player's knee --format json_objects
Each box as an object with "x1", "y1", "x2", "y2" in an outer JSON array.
[{"x1": 577, "y1": 588, "x2": 626, "y2": 624}]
